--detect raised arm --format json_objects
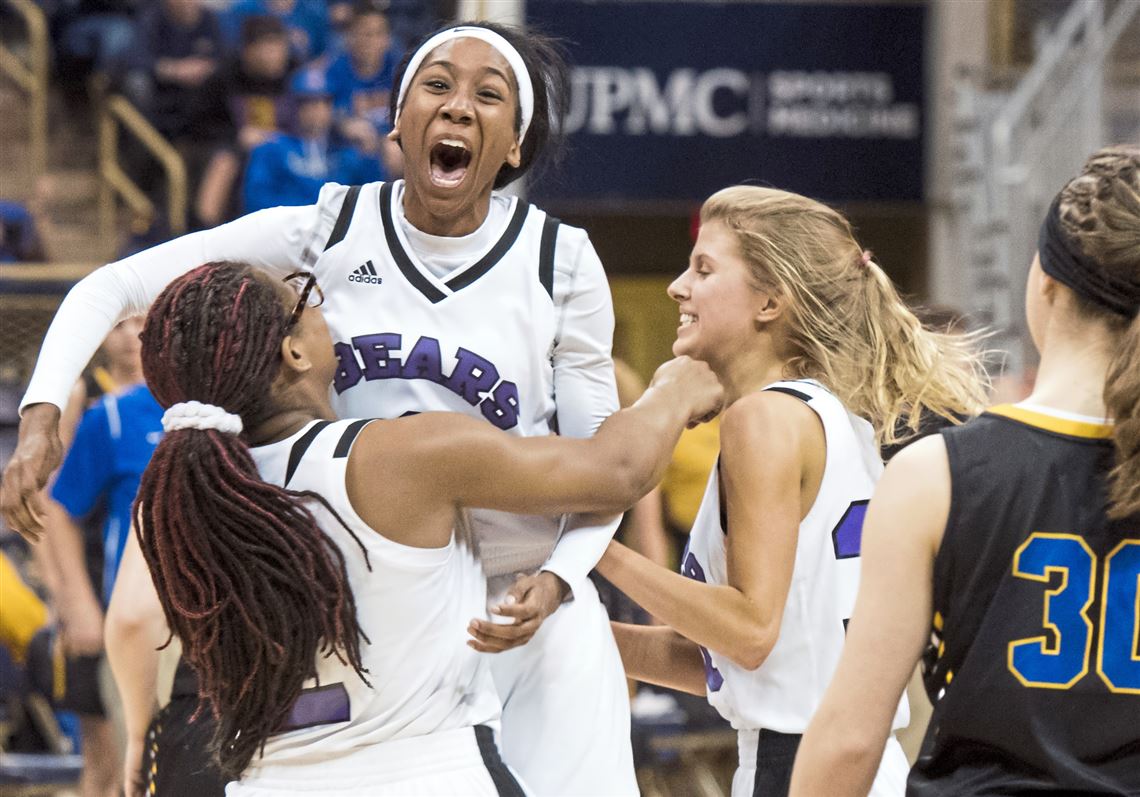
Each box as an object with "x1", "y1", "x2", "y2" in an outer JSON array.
[
  {"x1": 596, "y1": 391, "x2": 816, "y2": 670},
  {"x1": 536, "y1": 230, "x2": 622, "y2": 594},
  {"x1": 2, "y1": 192, "x2": 342, "y2": 538},
  {"x1": 790, "y1": 436, "x2": 949, "y2": 796},
  {"x1": 355, "y1": 356, "x2": 719, "y2": 527}
]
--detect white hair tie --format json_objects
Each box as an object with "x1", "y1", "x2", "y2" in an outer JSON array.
[
  {"x1": 162, "y1": 401, "x2": 243, "y2": 435},
  {"x1": 394, "y1": 25, "x2": 535, "y2": 145}
]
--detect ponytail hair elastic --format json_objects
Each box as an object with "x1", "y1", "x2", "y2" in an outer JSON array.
[{"x1": 162, "y1": 401, "x2": 243, "y2": 435}]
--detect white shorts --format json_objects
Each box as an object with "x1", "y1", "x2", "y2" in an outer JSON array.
[
  {"x1": 491, "y1": 577, "x2": 638, "y2": 796},
  {"x1": 731, "y1": 730, "x2": 908, "y2": 797},
  {"x1": 227, "y1": 725, "x2": 529, "y2": 796}
]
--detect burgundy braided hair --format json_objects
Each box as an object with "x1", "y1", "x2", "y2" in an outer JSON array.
[{"x1": 133, "y1": 261, "x2": 369, "y2": 779}]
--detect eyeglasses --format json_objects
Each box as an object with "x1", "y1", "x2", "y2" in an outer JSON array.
[{"x1": 283, "y1": 271, "x2": 324, "y2": 329}]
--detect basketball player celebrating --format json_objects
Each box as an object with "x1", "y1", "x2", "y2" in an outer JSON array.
[
  {"x1": 124, "y1": 260, "x2": 719, "y2": 795},
  {"x1": 595, "y1": 186, "x2": 989, "y2": 797},
  {"x1": 790, "y1": 148, "x2": 1140, "y2": 795},
  {"x1": 1, "y1": 22, "x2": 639, "y2": 793}
]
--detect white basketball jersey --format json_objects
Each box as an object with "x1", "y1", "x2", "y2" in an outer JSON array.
[
  {"x1": 243, "y1": 419, "x2": 499, "y2": 778},
  {"x1": 683, "y1": 380, "x2": 908, "y2": 733},
  {"x1": 310, "y1": 182, "x2": 591, "y2": 581}
]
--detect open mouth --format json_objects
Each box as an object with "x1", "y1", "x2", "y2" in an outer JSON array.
[
  {"x1": 429, "y1": 139, "x2": 472, "y2": 188},
  {"x1": 680, "y1": 313, "x2": 697, "y2": 327}
]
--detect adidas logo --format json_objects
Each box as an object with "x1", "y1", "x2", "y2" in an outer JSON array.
[{"x1": 348, "y1": 260, "x2": 383, "y2": 285}]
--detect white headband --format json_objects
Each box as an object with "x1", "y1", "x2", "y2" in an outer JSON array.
[
  {"x1": 393, "y1": 26, "x2": 535, "y2": 145},
  {"x1": 162, "y1": 401, "x2": 243, "y2": 435}
]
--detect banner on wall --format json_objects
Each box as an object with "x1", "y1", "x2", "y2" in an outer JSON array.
[{"x1": 525, "y1": 1, "x2": 926, "y2": 205}]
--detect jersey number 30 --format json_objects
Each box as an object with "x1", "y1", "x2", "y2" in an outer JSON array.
[{"x1": 1008, "y1": 533, "x2": 1140, "y2": 693}]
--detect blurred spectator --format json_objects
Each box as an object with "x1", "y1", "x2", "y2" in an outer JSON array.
[
  {"x1": 190, "y1": 14, "x2": 293, "y2": 227},
  {"x1": 41, "y1": 318, "x2": 162, "y2": 797},
  {"x1": 134, "y1": 0, "x2": 224, "y2": 141},
  {"x1": 660, "y1": 419, "x2": 720, "y2": 536},
  {"x1": 55, "y1": 0, "x2": 146, "y2": 94},
  {"x1": 324, "y1": 0, "x2": 403, "y2": 176},
  {"x1": 0, "y1": 551, "x2": 48, "y2": 667},
  {"x1": 387, "y1": 0, "x2": 437, "y2": 52},
  {"x1": 243, "y1": 68, "x2": 384, "y2": 212},
  {"x1": 0, "y1": 200, "x2": 47, "y2": 262},
  {"x1": 222, "y1": 0, "x2": 329, "y2": 62}
]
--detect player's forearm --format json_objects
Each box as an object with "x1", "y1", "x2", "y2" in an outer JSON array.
[
  {"x1": 105, "y1": 612, "x2": 161, "y2": 742},
  {"x1": 790, "y1": 713, "x2": 887, "y2": 796},
  {"x1": 43, "y1": 502, "x2": 102, "y2": 621},
  {"x1": 21, "y1": 208, "x2": 312, "y2": 411},
  {"x1": 611, "y1": 622, "x2": 706, "y2": 696},
  {"x1": 598, "y1": 541, "x2": 778, "y2": 671}
]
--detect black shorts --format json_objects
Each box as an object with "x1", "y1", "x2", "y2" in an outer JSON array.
[
  {"x1": 141, "y1": 695, "x2": 226, "y2": 796},
  {"x1": 751, "y1": 729, "x2": 802, "y2": 797},
  {"x1": 25, "y1": 628, "x2": 105, "y2": 718}
]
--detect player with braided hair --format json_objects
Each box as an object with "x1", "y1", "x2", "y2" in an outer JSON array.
[
  {"x1": 791, "y1": 147, "x2": 1140, "y2": 795},
  {"x1": 4, "y1": 20, "x2": 641, "y2": 792},
  {"x1": 128, "y1": 260, "x2": 719, "y2": 794}
]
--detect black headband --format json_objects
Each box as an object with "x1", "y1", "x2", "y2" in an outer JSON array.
[{"x1": 1037, "y1": 196, "x2": 1140, "y2": 318}]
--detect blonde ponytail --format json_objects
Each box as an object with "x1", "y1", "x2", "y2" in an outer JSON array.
[{"x1": 700, "y1": 186, "x2": 989, "y2": 448}]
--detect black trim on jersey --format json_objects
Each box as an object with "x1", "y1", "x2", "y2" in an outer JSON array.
[
  {"x1": 474, "y1": 725, "x2": 526, "y2": 797},
  {"x1": 716, "y1": 455, "x2": 728, "y2": 536},
  {"x1": 764, "y1": 385, "x2": 812, "y2": 403},
  {"x1": 324, "y1": 185, "x2": 361, "y2": 251},
  {"x1": 283, "y1": 420, "x2": 333, "y2": 487},
  {"x1": 445, "y1": 201, "x2": 530, "y2": 292},
  {"x1": 332, "y1": 419, "x2": 371, "y2": 459},
  {"x1": 378, "y1": 182, "x2": 447, "y2": 303},
  {"x1": 538, "y1": 215, "x2": 561, "y2": 299}
]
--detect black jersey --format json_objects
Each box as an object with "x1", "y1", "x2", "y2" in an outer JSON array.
[{"x1": 909, "y1": 405, "x2": 1140, "y2": 797}]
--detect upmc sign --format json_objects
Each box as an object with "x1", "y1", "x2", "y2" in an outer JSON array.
[{"x1": 526, "y1": 1, "x2": 925, "y2": 204}]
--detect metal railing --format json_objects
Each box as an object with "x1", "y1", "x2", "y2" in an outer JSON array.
[
  {"x1": 98, "y1": 94, "x2": 189, "y2": 240},
  {"x1": 952, "y1": 0, "x2": 1140, "y2": 376},
  {"x1": 0, "y1": 0, "x2": 49, "y2": 181}
]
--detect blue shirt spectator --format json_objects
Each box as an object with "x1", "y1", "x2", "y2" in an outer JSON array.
[
  {"x1": 222, "y1": 0, "x2": 329, "y2": 62},
  {"x1": 325, "y1": 48, "x2": 398, "y2": 132},
  {"x1": 50, "y1": 384, "x2": 164, "y2": 604},
  {"x1": 0, "y1": 201, "x2": 46, "y2": 262},
  {"x1": 323, "y1": 2, "x2": 402, "y2": 177},
  {"x1": 243, "y1": 68, "x2": 383, "y2": 211}
]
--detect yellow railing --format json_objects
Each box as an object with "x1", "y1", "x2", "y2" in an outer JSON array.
[
  {"x1": 0, "y1": 0, "x2": 49, "y2": 181},
  {"x1": 98, "y1": 95, "x2": 188, "y2": 240}
]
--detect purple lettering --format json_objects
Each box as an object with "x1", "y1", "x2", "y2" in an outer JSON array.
[
  {"x1": 480, "y1": 380, "x2": 520, "y2": 430},
  {"x1": 333, "y1": 341, "x2": 362, "y2": 394},
  {"x1": 353, "y1": 333, "x2": 402, "y2": 380},
  {"x1": 400, "y1": 336, "x2": 444, "y2": 383},
  {"x1": 445, "y1": 348, "x2": 499, "y2": 405}
]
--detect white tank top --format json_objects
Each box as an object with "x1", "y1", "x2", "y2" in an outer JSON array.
[
  {"x1": 683, "y1": 380, "x2": 908, "y2": 733},
  {"x1": 313, "y1": 181, "x2": 614, "y2": 585},
  {"x1": 241, "y1": 419, "x2": 499, "y2": 779}
]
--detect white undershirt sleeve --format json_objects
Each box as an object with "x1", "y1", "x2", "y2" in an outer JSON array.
[
  {"x1": 20, "y1": 202, "x2": 330, "y2": 413},
  {"x1": 539, "y1": 230, "x2": 623, "y2": 597}
]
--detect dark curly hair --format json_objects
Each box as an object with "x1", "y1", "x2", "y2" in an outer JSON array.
[{"x1": 134, "y1": 261, "x2": 371, "y2": 779}]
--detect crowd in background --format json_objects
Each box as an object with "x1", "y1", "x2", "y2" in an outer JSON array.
[{"x1": 36, "y1": 0, "x2": 452, "y2": 230}]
